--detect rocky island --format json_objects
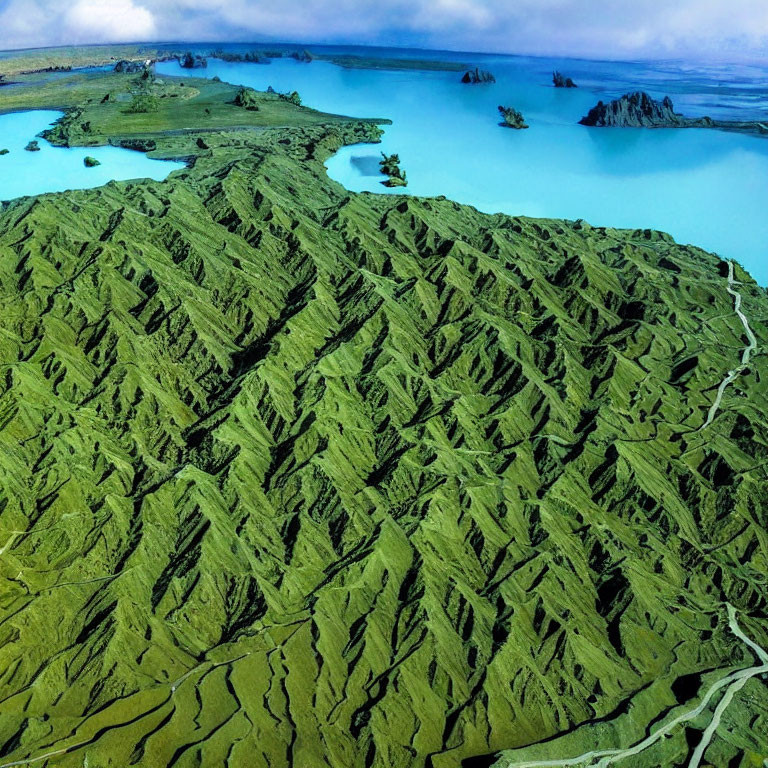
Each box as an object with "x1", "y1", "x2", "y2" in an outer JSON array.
[
  {"x1": 461, "y1": 66, "x2": 496, "y2": 84},
  {"x1": 553, "y1": 70, "x2": 577, "y2": 87},
  {"x1": 210, "y1": 49, "x2": 268, "y2": 63},
  {"x1": 179, "y1": 51, "x2": 207, "y2": 69},
  {"x1": 498, "y1": 105, "x2": 529, "y2": 129},
  {"x1": 580, "y1": 90, "x2": 768, "y2": 137},
  {"x1": 379, "y1": 151, "x2": 408, "y2": 186}
]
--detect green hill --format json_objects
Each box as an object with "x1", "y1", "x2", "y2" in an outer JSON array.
[{"x1": 0, "y1": 71, "x2": 766, "y2": 768}]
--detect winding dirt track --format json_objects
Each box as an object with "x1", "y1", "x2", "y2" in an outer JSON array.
[{"x1": 699, "y1": 260, "x2": 758, "y2": 431}]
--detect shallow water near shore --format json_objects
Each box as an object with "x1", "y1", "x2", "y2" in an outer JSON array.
[
  {"x1": 159, "y1": 49, "x2": 768, "y2": 284},
  {"x1": 0, "y1": 110, "x2": 184, "y2": 201}
]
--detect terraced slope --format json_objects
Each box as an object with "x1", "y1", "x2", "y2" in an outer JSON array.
[{"x1": 0, "y1": 113, "x2": 766, "y2": 768}]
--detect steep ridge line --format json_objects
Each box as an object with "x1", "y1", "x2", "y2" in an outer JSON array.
[
  {"x1": 698, "y1": 260, "x2": 759, "y2": 432},
  {"x1": 498, "y1": 603, "x2": 768, "y2": 768}
]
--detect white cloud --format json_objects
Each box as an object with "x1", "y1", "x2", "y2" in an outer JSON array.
[
  {"x1": 64, "y1": 0, "x2": 156, "y2": 43},
  {"x1": 0, "y1": 0, "x2": 765, "y2": 59}
]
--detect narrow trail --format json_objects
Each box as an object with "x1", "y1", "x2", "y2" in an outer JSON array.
[
  {"x1": 502, "y1": 603, "x2": 768, "y2": 768},
  {"x1": 699, "y1": 260, "x2": 758, "y2": 432}
]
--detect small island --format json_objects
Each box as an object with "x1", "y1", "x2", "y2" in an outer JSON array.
[
  {"x1": 83, "y1": 156, "x2": 101, "y2": 167},
  {"x1": 580, "y1": 91, "x2": 768, "y2": 137},
  {"x1": 0, "y1": 148, "x2": 8, "y2": 155},
  {"x1": 461, "y1": 67, "x2": 495, "y2": 84},
  {"x1": 210, "y1": 49, "x2": 268, "y2": 64},
  {"x1": 553, "y1": 70, "x2": 577, "y2": 88},
  {"x1": 179, "y1": 52, "x2": 207, "y2": 69},
  {"x1": 498, "y1": 105, "x2": 529, "y2": 129},
  {"x1": 24, "y1": 140, "x2": 40, "y2": 151},
  {"x1": 379, "y1": 152, "x2": 407, "y2": 187}
]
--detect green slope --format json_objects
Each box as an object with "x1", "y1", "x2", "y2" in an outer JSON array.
[{"x1": 0, "y1": 72, "x2": 766, "y2": 768}]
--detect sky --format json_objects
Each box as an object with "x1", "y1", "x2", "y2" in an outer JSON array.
[{"x1": 0, "y1": 0, "x2": 766, "y2": 60}]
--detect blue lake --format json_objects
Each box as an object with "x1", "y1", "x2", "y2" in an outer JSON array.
[
  {"x1": 0, "y1": 110, "x2": 184, "y2": 201},
  {"x1": 159, "y1": 50, "x2": 768, "y2": 284}
]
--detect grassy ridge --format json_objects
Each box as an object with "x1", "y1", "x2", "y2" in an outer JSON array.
[
  {"x1": 0, "y1": 71, "x2": 766, "y2": 768},
  {"x1": 0, "y1": 70, "x2": 387, "y2": 159}
]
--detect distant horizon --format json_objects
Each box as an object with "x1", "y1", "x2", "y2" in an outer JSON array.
[
  {"x1": 0, "y1": 1, "x2": 765, "y2": 64},
  {"x1": 1, "y1": 37, "x2": 767, "y2": 68}
]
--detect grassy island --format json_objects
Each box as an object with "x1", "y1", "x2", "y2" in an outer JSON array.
[{"x1": 0, "y1": 59, "x2": 766, "y2": 768}]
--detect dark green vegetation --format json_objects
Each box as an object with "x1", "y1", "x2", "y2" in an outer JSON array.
[
  {"x1": 234, "y1": 87, "x2": 260, "y2": 111},
  {"x1": 0, "y1": 149, "x2": 8, "y2": 155},
  {"x1": 23, "y1": 140, "x2": 39, "y2": 151},
  {"x1": 379, "y1": 152, "x2": 408, "y2": 187},
  {"x1": 0, "y1": 65, "x2": 766, "y2": 768},
  {"x1": 83, "y1": 156, "x2": 101, "y2": 167},
  {"x1": 498, "y1": 106, "x2": 529, "y2": 129}
]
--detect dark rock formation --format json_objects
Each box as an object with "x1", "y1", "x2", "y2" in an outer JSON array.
[
  {"x1": 580, "y1": 90, "x2": 757, "y2": 132},
  {"x1": 234, "y1": 87, "x2": 260, "y2": 111},
  {"x1": 291, "y1": 49, "x2": 314, "y2": 63},
  {"x1": 553, "y1": 70, "x2": 577, "y2": 88},
  {"x1": 20, "y1": 65, "x2": 71, "y2": 74},
  {"x1": 580, "y1": 91, "x2": 768, "y2": 138},
  {"x1": 114, "y1": 59, "x2": 146, "y2": 74},
  {"x1": 461, "y1": 67, "x2": 496, "y2": 84},
  {"x1": 24, "y1": 140, "x2": 40, "y2": 152},
  {"x1": 210, "y1": 49, "x2": 268, "y2": 64},
  {"x1": 114, "y1": 138, "x2": 157, "y2": 152},
  {"x1": 379, "y1": 152, "x2": 408, "y2": 187},
  {"x1": 498, "y1": 105, "x2": 529, "y2": 129},
  {"x1": 579, "y1": 91, "x2": 688, "y2": 127},
  {"x1": 0, "y1": 149, "x2": 9, "y2": 155},
  {"x1": 179, "y1": 52, "x2": 207, "y2": 69},
  {"x1": 83, "y1": 156, "x2": 101, "y2": 167}
]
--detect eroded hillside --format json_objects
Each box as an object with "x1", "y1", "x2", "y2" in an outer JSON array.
[{"x1": 0, "y1": 112, "x2": 766, "y2": 768}]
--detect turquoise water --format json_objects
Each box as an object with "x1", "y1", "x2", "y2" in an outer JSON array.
[
  {"x1": 159, "y1": 50, "x2": 768, "y2": 284},
  {"x1": 0, "y1": 110, "x2": 184, "y2": 200}
]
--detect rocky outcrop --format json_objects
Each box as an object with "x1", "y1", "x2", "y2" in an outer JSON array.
[
  {"x1": 379, "y1": 152, "x2": 408, "y2": 186},
  {"x1": 553, "y1": 70, "x2": 577, "y2": 88},
  {"x1": 210, "y1": 49, "x2": 268, "y2": 64},
  {"x1": 461, "y1": 67, "x2": 496, "y2": 84},
  {"x1": 179, "y1": 52, "x2": 207, "y2": 69},
  {"x1": 498, "y1": 105, "x2": 529, "y2": 129},
  {"x1": 579, "y1": 91, "x2": 688, "y2": 127},
  {"x1": 579, "y1": 91, "x2": 768, "y2": 137},
  {"x1": 24, "y1": 140, "x2": 40, "y2": 151},
  {"x1": 291, "y1": 49, "x2": 314, "y2": 63},
  {"x1": 114, "y1": 59, "x2": 146, "y2": 73},
  {"x1": 83, "y1": 155, "x2": 101, "y2": 167},
  {"x1": 113, "y1": 137, "x2": 157, "y2": 152}
]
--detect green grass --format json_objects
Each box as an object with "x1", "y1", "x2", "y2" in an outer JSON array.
[{"x1": 0, "y1": 71, "x2": 388, "y2": 151}]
